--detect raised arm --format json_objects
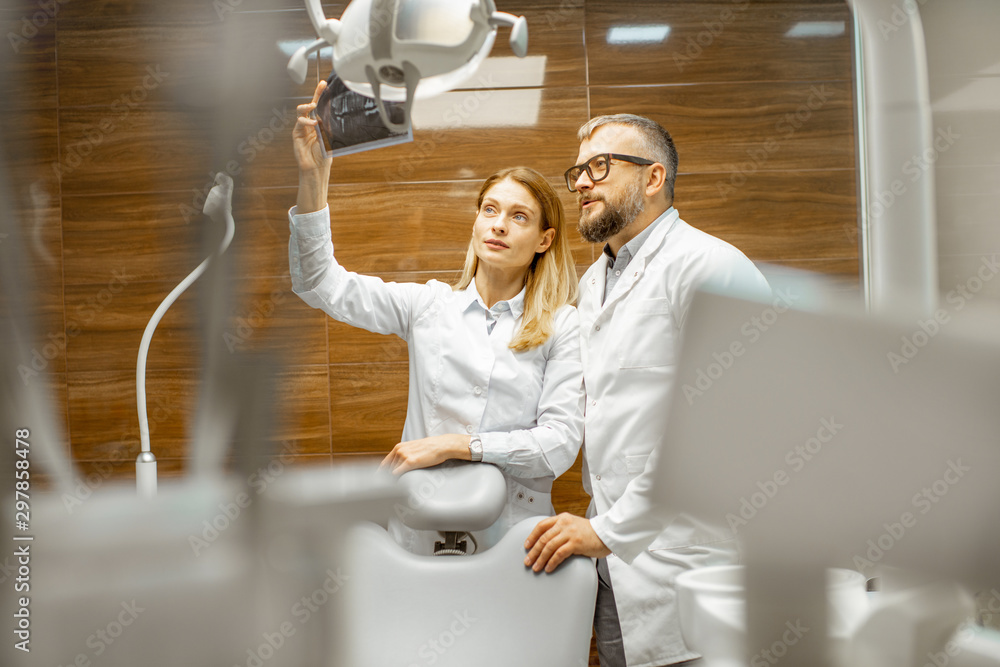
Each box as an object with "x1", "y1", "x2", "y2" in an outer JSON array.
[{"x1": 288, "y1": 80, "x2": 430, "y2": 340}]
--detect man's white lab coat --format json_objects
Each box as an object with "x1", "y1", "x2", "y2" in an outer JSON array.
[{"x1": 578, "y1": 207, "x2": 771, "y2": 667}]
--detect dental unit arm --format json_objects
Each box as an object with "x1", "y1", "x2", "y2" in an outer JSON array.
[
  {"x1": 287, "y1": 0, "x2": 528, "y2": 133},
  {"x1": 135, "y1": 173, "x2": 235, "y2": 498}
]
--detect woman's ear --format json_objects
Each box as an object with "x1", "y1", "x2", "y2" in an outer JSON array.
[{"x1": 536, "y1": 227, "x2": 556, "y2": 253}]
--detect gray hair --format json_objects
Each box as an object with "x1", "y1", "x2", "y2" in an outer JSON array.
[{"x1": 577, "y1": 114, "x2": 678, "y2": 201}]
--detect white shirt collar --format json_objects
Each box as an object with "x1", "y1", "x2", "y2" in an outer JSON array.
[{"x1": 460, "y1": 280, "x2": 527, "y2": 320}]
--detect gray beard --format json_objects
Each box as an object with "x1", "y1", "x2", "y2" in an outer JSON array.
[{"x1": 576, "y1": 181, "x2": 645, "y2": 244}]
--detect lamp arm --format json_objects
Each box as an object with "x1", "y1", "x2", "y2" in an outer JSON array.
[{"x1": 303, "y1": 0, "x2": 342, "y2": 45}]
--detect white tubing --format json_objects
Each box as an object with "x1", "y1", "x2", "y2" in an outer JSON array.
[{"x1": 136, "y1": 173, "x2": 235, "y2": 497}]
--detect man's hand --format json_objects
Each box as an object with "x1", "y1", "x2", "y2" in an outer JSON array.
[
  {"x1": 379, "y1": 434, "x2": 471, "y2": 476},
  {"x1": 523, "y1": 513, "x2": 611, "y2": 573}
]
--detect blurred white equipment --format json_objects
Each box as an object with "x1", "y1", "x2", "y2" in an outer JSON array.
[
  {"x1": 652, "y1": 285, "x2": 1000, "y2": 666},
  {"x1": 846, "y1": 0, "x2": 938, "y2": 315},
  {"x1": 676, "y1": 565, "x2": 869, "y2": 667},
  {"x1": 339, "y1": 461, "x2": 598, "y2": 667},
  {"x1": 287, "y1": 0, "x2": 528, "y2": 132},
  {"x1": 19, "y1": 464, "x2": 403, "y2": 667}
]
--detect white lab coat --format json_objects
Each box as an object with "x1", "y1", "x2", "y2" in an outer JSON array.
[{"x1": 579, "y1": 208, "x2": 771, "y2": 667}]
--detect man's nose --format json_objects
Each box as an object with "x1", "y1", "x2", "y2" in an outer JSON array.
[{"x1": 574, "y1": 171, "x2": 593, "y2": 191}]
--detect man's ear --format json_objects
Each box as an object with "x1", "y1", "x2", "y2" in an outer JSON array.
[{"x1": 645, "y1": 163, "x2": 667, "y2": 199}]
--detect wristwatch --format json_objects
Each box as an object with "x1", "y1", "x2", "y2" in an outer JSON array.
[{"x1": 468, "y1": 434, "x2": 483, "y2": 462}]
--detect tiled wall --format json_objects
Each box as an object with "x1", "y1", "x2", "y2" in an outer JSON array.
[{"x1": 2, "y1": 0, "x2": 858, "y2": 521}]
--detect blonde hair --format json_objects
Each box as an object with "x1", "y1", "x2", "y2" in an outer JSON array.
[{"x1": 454, "y1": 167, "x2": 578, "y2": 351}]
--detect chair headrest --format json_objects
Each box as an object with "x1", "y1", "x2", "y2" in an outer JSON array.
[{"x1": 396, "y1": 461, "x2": 506, "y2": 531}]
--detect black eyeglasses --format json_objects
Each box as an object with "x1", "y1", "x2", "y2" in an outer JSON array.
[{"x1": 564, "y1": 153, "x2": 656, "y2": 192}]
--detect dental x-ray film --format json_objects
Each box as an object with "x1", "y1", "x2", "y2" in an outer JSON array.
[{"x1": 313, "y1": 70, "x2": 413, "y2": 158}]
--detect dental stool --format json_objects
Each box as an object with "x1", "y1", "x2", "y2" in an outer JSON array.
[{"x1": 338, "y1": 462, "x2": 598, "y2": 667}]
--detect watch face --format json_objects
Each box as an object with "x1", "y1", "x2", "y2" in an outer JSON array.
[{"x1": 470, "y1": 436, "x2": 483, "y2": 461}]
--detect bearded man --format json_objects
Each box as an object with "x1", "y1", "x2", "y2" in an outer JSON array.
[{"x1": 525, "y1": 114, "x2": 771, "y2": 667}]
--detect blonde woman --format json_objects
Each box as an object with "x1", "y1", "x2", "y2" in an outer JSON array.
[{"x1": 289, "y1": 81, "x2": 584, "y2": 553}]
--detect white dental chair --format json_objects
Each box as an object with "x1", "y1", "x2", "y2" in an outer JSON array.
[{"x1": 338, "y1": 462, "x2": 598, "y2": 667}]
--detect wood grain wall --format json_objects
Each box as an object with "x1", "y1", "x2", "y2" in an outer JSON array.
[{"x1": 2, "y1": 0, "x2": 858, "y2": 516}]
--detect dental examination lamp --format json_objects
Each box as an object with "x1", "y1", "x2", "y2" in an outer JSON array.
[
  {"x1": 287, "y1": 0, "x2": 528, "y2": 132},
  {"x1": 135, "y1": 174, "x2": 235, "y2": 498}
]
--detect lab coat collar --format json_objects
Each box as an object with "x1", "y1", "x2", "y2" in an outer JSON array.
[
  {"x1": 460, "y1": 280, "x2": 527, "y2": 319},
  {"x1": 591, "y1": 207, "x2": 679, "y2": 311},
  {"x1": 633, "y1": 206, "x2": 679, "y2": 265}
]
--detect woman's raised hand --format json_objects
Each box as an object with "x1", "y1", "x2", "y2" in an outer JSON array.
[
  {"x1": 293, "y1": 80, "x2": 332, "y2": 173},
  {"x1": 294, "y1": 80, "x2": 333, "y2": 213}
]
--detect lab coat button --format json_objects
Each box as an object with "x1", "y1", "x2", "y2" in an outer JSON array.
[
  {"x1": 615, "y1": 270, "x2": 621, "y2": 276},
  {"x1": 595, "y1": 325, "x2": 601, "y2": 331},
  {"x1": 473, "y1": 386, "x2": 482, "y2": 396},
  {"x1": 528, "y1": 496, "x2": 534, "y2": 503},
  {"x1": 596, "y1": 475, "x2": 602, "y2": 481},
  {"x1": 517, "y1": 492, "x2": 524, "y2": 499},
  {"x1": 466, "y1": 425, "x2": 474, "y2": 434},
  {"x1": 591, "y1": 400, "x2": 597, "y2": 407}
]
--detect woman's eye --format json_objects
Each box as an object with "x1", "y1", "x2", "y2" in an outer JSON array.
[
  {"x1": 514, "y1": 214, "x2": 527, "y2": 222},
  {"x1": 484, "y1": 205, "x2": 497, "y2": 214}
]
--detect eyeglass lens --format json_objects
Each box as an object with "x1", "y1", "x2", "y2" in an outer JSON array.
[{"x1": 568, "y1": 155, "x2": 609, "y2": 188}]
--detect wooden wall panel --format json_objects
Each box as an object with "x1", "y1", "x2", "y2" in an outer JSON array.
[
  {"x1": 587, "y1": 1, "x2": 853, "y2": 86},
  {"x1": 61, "y1": 274, "x2": 329, "y2": 374},
  {"x1": 62, "y1": 192, "x2": 203, "y2": 284},
  {"x1": 55, "y1": 20, "x2": 217, "y2": 109},
  {"x1": 67, "y1": 369, "x2": 200, "y2": 461},
  {"x1": 269, "y1": 367, "x2": 334, "y2": 456},
  {"x1": 233, "y1": 187, "x2": 302, "y2": 277},
  {"x1": 552, "y1": 454, "x2": 589, "y2": 516},
  {"x1": 590, "y1": 81, "x2": 856, "y2": 173},
  {"x1": 674, "y1": 170, "x2": 858, "y2": 261},
  {"x1": 225, "y1": 277, "x2": 333, "y2": 366},
  {"x1": 490, "y1": 2, "x2": 587, "y2": 89},
  {"x1": 328, "y1": 318, "x2": 409, "y2": 364},
  {"x1": 0, "y1": 11, "x2": 57, "y2": 110},
  {"x1": 63, "y1": 279, "x2": 200, "y2": 374},
  {"x1": 66, "y1": 365, "x2": 332, "y2": 464},
  {"x1": 329, "y1": 362, "x2": 408, "y2": 454},
  {"x1": 57, "y1": 106, "x2": 213, "y2": 196},
  {"x1": 2, "y1": 101, "x2": 66, "y2": 392}
]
